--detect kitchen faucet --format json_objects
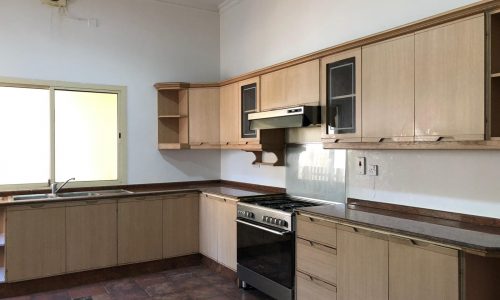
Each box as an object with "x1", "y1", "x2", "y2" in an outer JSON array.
[{"x1": 50, "y1": 177, "x2": 75, "y2": 196}]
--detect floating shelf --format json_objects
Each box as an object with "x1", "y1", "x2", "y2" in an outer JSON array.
[
  {"x1": 158, "y1": 115, "x2": 187, "y2": 118},
  {"x1": 158, "y1": 143, "x2": 190, "y2": 150}
]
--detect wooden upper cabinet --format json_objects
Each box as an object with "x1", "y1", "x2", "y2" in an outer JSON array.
[
  {"x1": 238, "y1": 77, "x2": 260, "y2": 144},
  {"x1": 66, "y1": 200, "x2": 117, "y2": 272},
  {"x1": 337, "y1": 225, "x2": 389, "y2": 300},
  {"x1": 362, "y1": 34, "x2": 415, "y2": 142},
  {"x1": 117, "y1": 197, "x2": 163, "y2": 264},
  {"x1": 261, "y1": 60, "x2": 319, "y2": 111},
  {"x1": 163, "y1": 193, "x2": 199, "y2": 258},
  {"x1": 321, "y1": 48, "x2": 362, "y2": 142},
  {"x1": 389, "y1": 237, "x2": 459, "y2": 300},
  {"x1": 189, "y1": 87, "x2": 220, "y2": 146},
  {"x1": 6, "y1": 204, "x2": 66, "y2": 282},
  {"x1": 219, "y1": 83, "x2": 240, "y2": 145},
  {"x1": 415, "y1": 14, "x2": 485, "y2": 141}
]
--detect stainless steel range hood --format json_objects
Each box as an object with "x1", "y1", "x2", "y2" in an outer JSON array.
[{"x1": 249, "y1": 106, "x2": 321, "y2": 130}]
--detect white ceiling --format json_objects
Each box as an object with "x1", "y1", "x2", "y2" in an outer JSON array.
[{"x1": 155, "y1": 0, "x2": 228, "y2": 12}]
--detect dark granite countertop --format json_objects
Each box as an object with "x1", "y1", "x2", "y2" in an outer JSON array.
[
  {"x1": 0, "y1": 181, "x2": 278, "y2": 206},
  {"x1": 298, "y1": 203, "x2": 500, "y2": 256}
]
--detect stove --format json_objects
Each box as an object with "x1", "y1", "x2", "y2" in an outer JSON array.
[{"x1": 236, "y1": 194, "x2": 327, "y2": 300}]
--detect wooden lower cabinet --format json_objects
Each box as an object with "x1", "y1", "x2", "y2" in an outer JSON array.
[
  {"x1": 296, "y1": 238, "x2": 337, "y2": 285},
  {"x1": 163, "y1": 193, "x2": 199, "y2": 258},
  {"x1": 6, "y1": 203, "x2": 66, "y2": 282},
  {"x1": 199, "y1": 193, "x2": 237, "y2": 270},
  {"x1": 296, "y1": 271, "x2": 337, "y2": 300},
  {"x1": 389, "y1": 237, "x2": 459, "y2": 300},
  {"x1": 216, "y1": 198, "x2": 237, "y2": 270},
  {"x1": 66, "y1": 200, "x2": 117, "y2": 272},
  {"x1": 118, "y1": 197, "x2": 163, "y2": 264},
  {"x1": 337, "y1": 225, "x2": 389, "y2": 300}
]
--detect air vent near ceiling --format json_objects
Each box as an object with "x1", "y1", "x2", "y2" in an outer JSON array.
[{"x1": 41, "y1": 0, "x2": 67, "y2": 7}]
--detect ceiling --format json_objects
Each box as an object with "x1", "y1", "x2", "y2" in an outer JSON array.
[{"x1": 156, "y1": 0, "x2": 228, "y2": 12}]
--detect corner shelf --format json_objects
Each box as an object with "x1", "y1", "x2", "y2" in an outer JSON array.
[{"x1": 155, "y1": 83, "x2": 190, "y2": 149}]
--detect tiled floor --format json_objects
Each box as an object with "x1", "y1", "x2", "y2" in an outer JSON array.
[{"x1": 4, "y1": 265, "x2": 272, "y2": 300}]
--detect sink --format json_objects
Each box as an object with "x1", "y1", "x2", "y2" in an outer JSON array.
[
  {"x1": 12, "y1": 194, "x2": 54, "y2": 201},
  {"x1": 57, "y1": 191, "x2": 100, "y2": 198},
  {"x1": 12, "y1": 189, "x2": 133, "y2": 201}
]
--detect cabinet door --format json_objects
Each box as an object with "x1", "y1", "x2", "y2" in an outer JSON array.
[
  {"x1": 216, "y1": 198, "x2": 237, "y2": 270},
  {"x1": 66, "y1": 200, "x2": 117, "y2": 272},
  {"x1": 286, "y1": 60, "x2": 320, "y2": 107},
  {"x1": 415, "y1": 15, "x2": 484, "y2": 141},
  {"x1": 389, "y1": 237, "x2": 459, "y2": 300},
  {"x1": 199, "y1": 193, "x2": 218, "y2": 260},
  {"x1": 261, "y1": 68, "x2": 287, "y2": 111},
  {"x1": 118, "y1": 198, "x2": 163, "y2": 264},
  {"x1": 321, "y1": 48, "x2": 362, "y2": 142},
  {"x1": 337, "y1": 226, "x2": 388, "y2": 300},
  {"x1": 238, "y1": 77, "x2": 260, "y2": 144},
  {"x1": 6, "y1": 204, "x2": 66, "y2": 282},
  {"x1": 163, "y1": 193, "x2": 199, "y2": 258},
  {"x1": 220, "y1": 83, "x2": 240, "y2": 145},
  {"x1": 362, "y1": 35, "x2": 415, "y2": 142},
  {"x1": 189, "y1": 87, "x2": 220, "y2": 146}
]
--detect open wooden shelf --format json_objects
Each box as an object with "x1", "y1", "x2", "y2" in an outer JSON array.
[
  {"x1": 157, "y1": 87, "x2": 189, "y2": 148},
  {"x1": 158, "y1": 143, "x2": 190, "y2": 150},
  {"x1": 158, "y1": 115, "x2": 187, "y2": 118}
]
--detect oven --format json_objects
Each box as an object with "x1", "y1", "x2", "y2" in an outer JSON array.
[{"x1": 236, "y1": 218, "x2": 294, "y2": 300}]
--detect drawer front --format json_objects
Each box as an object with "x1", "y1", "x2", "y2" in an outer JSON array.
[
  {"x1": 296, "y1": 237, "x2": 337, "y2": 285},
  {"x1": 297, "y1": 214, "x2": 336, "y2": 247},
  {"x1": 297, "y1": 271, "x2": 337, "y2": 300}
]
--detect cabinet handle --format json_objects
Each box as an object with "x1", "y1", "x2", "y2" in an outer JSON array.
[
  {"x1": 309, "y1": 217, "x2": 314, "y2": 222},
  {"x1": 309, "y1": 241, "x2": 314, "y2": 247}
]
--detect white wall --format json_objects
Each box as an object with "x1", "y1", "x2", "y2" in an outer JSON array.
[
  {"x1": 0, "y1": 0, "x2": 221, "y2": 184},
  {"x1": 218, "y1": 0, "x2": 500, "y2": 218}
]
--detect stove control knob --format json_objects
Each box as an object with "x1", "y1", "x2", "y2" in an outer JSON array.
[
  {"x1": 277, "y1": 219, "x2": 284, "y2": 226},
  {"x1": 270, "y1": 217, "x2": 276, "y2": 224},
  {"x1": 262, "y1": 216, "x2": 268, "y2": 222}
]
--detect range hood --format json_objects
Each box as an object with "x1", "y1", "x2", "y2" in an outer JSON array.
[{"x1": 249, "y1": 106, "x2": 321, "y2": 130}]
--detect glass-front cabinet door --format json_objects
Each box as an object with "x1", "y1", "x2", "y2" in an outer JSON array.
[
  {"x1": 321, "y1": 48, "x2": 362, "y2": 142},
  {"x1": 238, "y1": 77, "x2": 260, "y2": 144}
]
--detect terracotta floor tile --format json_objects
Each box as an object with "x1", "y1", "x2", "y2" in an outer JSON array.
[{"x1": 67, "y1": 283, "x2": 106, "y2": 299}]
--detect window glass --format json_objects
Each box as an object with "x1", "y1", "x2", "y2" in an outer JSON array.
[
  {"x1": 0, "y1": 87, "x2": 50, "y2": 185},
  {"x1": 55, "y1": 90, "x2": 118, "y2": 182}
]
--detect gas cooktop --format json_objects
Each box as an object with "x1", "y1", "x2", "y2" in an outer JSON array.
[{"x1": 242, "y1": 195, "x2": 321, "y2": 212}]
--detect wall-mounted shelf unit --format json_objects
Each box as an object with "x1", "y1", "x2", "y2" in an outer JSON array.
[{"x1": 155, "y1": 83, "x2": 190, "y2": 150}]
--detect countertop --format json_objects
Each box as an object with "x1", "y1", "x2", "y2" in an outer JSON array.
[
  {"x1": 0, "y1": 181, "x2": 278, "y2": 206},
  {"x1": 298, "y1": 203, "x2": 500, "y2": 256}
]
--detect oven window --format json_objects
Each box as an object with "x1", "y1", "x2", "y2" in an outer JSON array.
[{"x1": 237, "y1": 221, "x2": 294, "y2": 288}]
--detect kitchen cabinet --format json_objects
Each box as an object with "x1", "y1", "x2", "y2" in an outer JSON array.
[
  {"x1": 296, "y1": 271, "x2": 337, "y2": 300},
  {"x1": 163, "y1": 193, "x2": 199, "y2": 258},
  {"x1": 219, "y1": 83, "x2": 240, "y2": 145},
  {"x1": 261, "y1": 60, "x2": 320, "y2": 111},
  {"x1": 362, "y1": 34, "x2": 415, "y2": 142},
  {"x1": 337, "y1": 225, "x2": 389, "y2": 300},
  {"x1": 199, "y1": 193, "x2": 237, "y2": 270},
  {"x1": 118, "y1": 196, "x2": 163, "y2": 264},
  {"x1": 199, "y1": 193, "x2": 218, "y2": 260},
  {"x1": 189, "y1": 87, "x2": 220, "y2": 147},
  {"x1": 389, "y1": 237, "x2": 459, "y2": 300},
  {"x1": 321, "y1": 48, "x2": 362, "y2": 143},
  {"x1": 6, "y1": 203, "x2": 66, "y2": 282},
  {"x1": 155, "y1": 84, "x2": 190, "y2": 149},
  {"x1": 66, "y1": 199, "x2": 117, "y2": 272},
  {"x1": 415, "y1": 14, "x2": 484, "y2": 141},
  {"x1": 238, "y1": 77, "x2": 260, "y2": 144},
  {"x1": 216, "y1": 197, "x2": 237, "y2": 270}
]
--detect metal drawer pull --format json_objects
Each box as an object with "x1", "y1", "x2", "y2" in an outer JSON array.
[{"x1": 236, "y1": 219, "x2": 289, "y2": 236}]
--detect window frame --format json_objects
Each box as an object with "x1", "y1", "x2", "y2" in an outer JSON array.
[{"x1": 0, "y1": 77, "x2": 127, "y2": 191}]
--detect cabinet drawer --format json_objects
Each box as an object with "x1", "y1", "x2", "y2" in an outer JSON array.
[
  {"x1": 297, "y1": 214, "x2": 336, "y2": 247},
  {"x1": 297, "y1": 271, "x2": 337, "y2": 300},
  {"x1": 297, "y1": 237, "x2": 337, "y2": 285}
]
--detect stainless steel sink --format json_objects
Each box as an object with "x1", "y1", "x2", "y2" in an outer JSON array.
[
  {"x1": 57, "y1": 191, "x2": 100, "y2": 198},
  {"x1": 12, "y1": 189, "x2": 133, "y2": 201}
]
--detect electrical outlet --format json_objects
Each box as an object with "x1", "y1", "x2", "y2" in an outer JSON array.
[
  {"x1": 367, "y1": 164, "x2": 378, "y2": 176},
  {"x1": 357, "y1": 157, "x2": 366, "y2": 175}
]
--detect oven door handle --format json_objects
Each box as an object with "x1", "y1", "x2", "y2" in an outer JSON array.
[{"x1": 236, "y1": 219, "x2": 290, "y2": 236}]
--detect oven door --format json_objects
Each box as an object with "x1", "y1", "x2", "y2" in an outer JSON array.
[{"x1": 236, "y1": 218, "x2": 294, "y2": 289}]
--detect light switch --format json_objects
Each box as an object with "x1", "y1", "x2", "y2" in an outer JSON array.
[
  {"x1": 357, "y1": 157, "x2": 366, "y2": 175},
  {"x1": 367, "y1": 164, "x2": 378, "y2": 176}
]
